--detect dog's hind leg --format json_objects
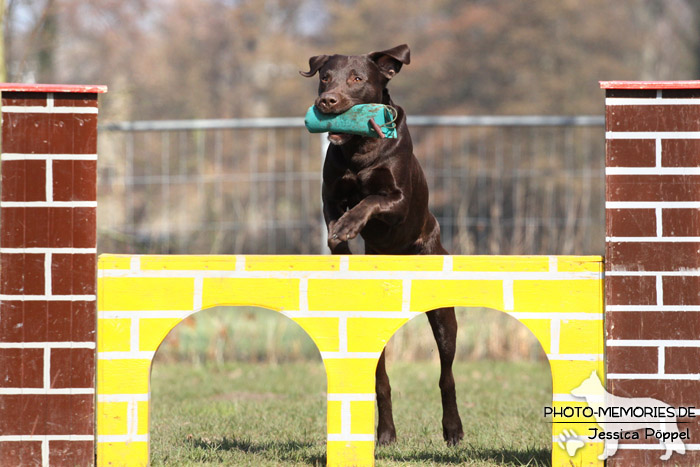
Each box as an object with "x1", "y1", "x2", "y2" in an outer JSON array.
[
  {"x1": 375, "y1": 350, "x2": 397, "y2": 445},
  {"x1": 427, "y1": 307, "x2": 464, "y2": 445}
]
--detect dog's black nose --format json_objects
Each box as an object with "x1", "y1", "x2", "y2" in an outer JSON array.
[{"x1": 316, "y1": 93, "x2": 339, "y2": 113}]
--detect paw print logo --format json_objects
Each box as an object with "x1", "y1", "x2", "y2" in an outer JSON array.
[{"x1": 557, "y1": 429, "x2": 586, "y2": 457}]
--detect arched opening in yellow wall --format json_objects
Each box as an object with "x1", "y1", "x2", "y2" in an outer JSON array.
[
  {"x1": 148, "y1": 306, "x2": 327, "y2": 465},
  {"x1": 376, "y1": 307, "x2": 552, "y2": 465}
]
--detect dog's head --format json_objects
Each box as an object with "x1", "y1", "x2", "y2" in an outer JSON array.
[
  {"x1": 300, "y1": 44, "x2": 410, "y2": 145},
  {"x1": 570, "y1": 370, "x2": 604, "y2": 398}
]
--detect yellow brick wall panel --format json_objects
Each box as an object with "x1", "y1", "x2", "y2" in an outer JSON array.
[
  {"x1": 558, "y1": 320, "x2": 604, "y2": 355},
  {"x1": 98, "y1": 359, "x2": 151, "y2": 395},
  {"x1": 346, "y1": 318, "x2": 408, "y2": 353},
  {"x1": 245, "y1": 255, "x2": 341, "y2": 271},
  {"x1": 350, "y1": 400, "x2": 375, "y2": 435},
  {"x1": 327, "y1": 400, "x2": 342, "y2": 434},
  {"x1": 99, "y1": 278, "x2": 194, "y2": 311},
  {"x1": 137, "y1": 401, "x2": 149, "y2": 435},
  {"x1": 513, "y1": 280, "x2": 601, "y2": 314},
  {"x1": 96, "y1": 401, "x2": 128, "y2": 436},
  {"x1": 292, "y1": 318, "x2": 339, "y2": 352},
  {"x1": 97, "y1": 319, "x2": 131, "y2": 352},
  {"x1": 324, "y1": 358, "x2": 378, "y2": 394},
  {"x1": 97, "y1": 442, "x2": 148, "y2": 467},
  {"x1": 410, "y1": 280, "x2": 504, "y2": 312},
  {"x1": 552, "y1": 439, "x2": 604, "y2": 467},
  {"x1": 555, "y1": 256, "x2": 604, "y2": 273},
  {"x1": 453, "y1": 256, "x2": 550, "y2": 272},
  {"x1": 202, "y1": 278, "x2": 299, "y2": 311},
  {"x1": 348, "y1": 255, "x2": 443, "y2": 271},
  {"x1": 327, "y1": 441, "x2": 374, "y2": 467},
  {"x1": 139, "y1": 318, "x2": 182, "y2": 352},
  {"x1": 98, "y1": 255, "x2": 133, "y2": 270},
  {"x1": 139, "y1": 255, "x2": 237, "y2": 271},
  {"x1": 550, "y1": 360, "x2": 604, "y2": 396},
  {"x1": 307, "y1": 279, "x2": 403, "y2": 312}
]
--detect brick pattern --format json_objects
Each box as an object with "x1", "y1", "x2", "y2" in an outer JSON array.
[
  {"x1": 0, "y1": 89, "x2": 101, "y2": 466},
  {"x1": 605, "y1": 85, "x2": 700, "y2": 465}
]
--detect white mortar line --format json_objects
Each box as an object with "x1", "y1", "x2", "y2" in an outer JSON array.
[
  {"x1": 656, "y1": 137, "x2": 662, "y2": 167},
  {"x1": 43, "y1": 347, "x2": 51, "y2": 390},
  {"x1": 44, "y1": 253, "x2": 52, "y2": 296},
  {"x1": 45, "y1": 158, "x2": 53, "y2": 202},
  {"x1": 655, "y1": 207, "x2": 663, "y2": 237},
  {"x1": 1, "y1": 153, "x2": 98, "y2": 161},
  {"x1": 502, "y1": 279, "x2": 514, "y2": 311},
  {"x1": 656, "y1": 275, "x2": 663, "y2": 306}
]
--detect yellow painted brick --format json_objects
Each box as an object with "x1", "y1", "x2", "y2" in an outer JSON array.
[
  {"x1": 139, "y1": 318, "x2": 182, "y2": 352},
  {"x1": 139, "y1": 255, "x2": 237, "y2": 271},
  {"x1": 550, "y1": 360, "x2": 604, "y2": 396},
  {"x1": 513, "y1": 280, "x2": 602, "y2": 314},
  {"x1": 97, "y1": 359, "x2": 150, "y2": 395},
  {"x1": 293, "y1": 318, "x2": 339, "y2": 352},
  {"x1": 202, "y1": 278, "x2": 299, "y2": 311},
  {"x1": 327, "y1": 400, "x2": 342, "y2": 434},
  {"x1": 410, "y1": 280, "x2": 504, "y2": 312},
  {"x1": 97, "y1": 442, "x2": 149, "y2": 467},
  {"x1": 245, "y1": 255, "x2": 341, "y2": 271},
  {"x1": 555, "y1": 256, "x2": 604, "y2": 273},
  {"x1": 137, "y1": 400, "x2": 149, "y2": 435},
  {"x1": 327, "y1": 441, "x2": 374, "y2": 467},
  {"x1": 96, "y1": 401, "x2": 128, "y2": 436},
  {"x1": 97, "y1": 319, "x2": 131, "y2": 352},
  {"x1": 552, "y1": 439, "x2": 603, "y2": 467},
  {"x1": 99, "y1": 277, "x2": 194, "y2": 311},
  {"x1": 350, "y1": 400, "x2": 375, "y2": 435},
  {"x1": 348, "y1": 255, "x2": 443, "y2": 271},
  {"x1": 324, "y1": 358, "x2": 378, "y2": 394},
  {"x1": 558, "y1": 320, "x2": 604, "y2": 355},
  {"x1": 519, "y1": 319, "x2": 551, "y2": 354},
  {"x1": 307, "y1": 279, "x2": 403, "y2": 312},
  {"x1": 453, "y1": 256, "x2": 550, "y2": 272},
  {"x1": 346, "y1": 318, "x2": 408, "y2": 353},
  {"x1": 98, "y1": 255, "x2": 133, "y2": 270}
]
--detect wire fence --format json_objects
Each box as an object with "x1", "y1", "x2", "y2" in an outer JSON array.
[{"x1": 96, "y1": 115, "x2": 605, "y2": 256}]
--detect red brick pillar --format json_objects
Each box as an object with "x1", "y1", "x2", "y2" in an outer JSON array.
[
  {"x1": 603, "y1": 80, "x2": 700, "y2": 465},
  {"x1": 0, "y1": 84, "x2": 106, "y2": 466}
]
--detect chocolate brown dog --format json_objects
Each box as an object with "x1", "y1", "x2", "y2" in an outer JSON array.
[{"x1": 301, "y1": 44, "x2": 464, "y2": 446}]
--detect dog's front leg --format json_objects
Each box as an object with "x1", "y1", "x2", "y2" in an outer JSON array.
[{"x1": 328, "y1": 193, "x2": 405, "y2": 245}]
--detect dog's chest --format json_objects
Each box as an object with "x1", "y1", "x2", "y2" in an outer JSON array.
[{"x1": 334, "y1": 167, "x2": 389, "y2": 207}]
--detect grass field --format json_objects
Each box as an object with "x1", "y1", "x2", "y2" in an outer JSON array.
[{"x1": 150, "y1": 359, "x2": 553, "y2": 466}]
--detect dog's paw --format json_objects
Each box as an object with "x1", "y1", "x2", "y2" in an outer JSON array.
[
  {"x1": 328, "y1": 212, "x2": 364, "y2": 245},
  {"x1": 557, "y1": 429, "x2": 585, "y2": 457}
]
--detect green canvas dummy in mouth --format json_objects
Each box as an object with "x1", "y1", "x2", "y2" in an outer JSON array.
[{"x1": 304, "y1": 104, "x2": 398, "y2": 139}]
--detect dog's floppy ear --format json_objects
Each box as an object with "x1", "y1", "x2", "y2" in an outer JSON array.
[
  {"x1": 369, "y1": 44, "x2": 411, "y2": 79},
  {"x1": 300, "y1": 55, "x2": 330, "y2": 77}
]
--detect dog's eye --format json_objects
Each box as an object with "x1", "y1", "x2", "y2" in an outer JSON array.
[
  {"x1": 321, "y1": 75, "x2": 330, "y2": 83},
  {"x1": 354, "y1": 76, "x2": 363, "y2": 82}
]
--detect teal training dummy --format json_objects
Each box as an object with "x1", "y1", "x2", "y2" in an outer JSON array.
[{"x1": 304, "y1": 104, "x2": 398, "y2": 139}]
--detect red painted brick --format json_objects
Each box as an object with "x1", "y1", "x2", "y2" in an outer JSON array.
[
  {"x1": 665, "y1": 347, "x2": 700, "y2": 374},
  {"x1": 606, "y1": 104, "x2": 700, "y2": 132},
  {"x1": 608, "y1": 379, "x2": 700, "y2": 405},
  {"x1": 53, "y1": 93, "x2": 98, "y2": 107},
  {"x1": 0, "y1": 253, "x2": 45, "y2": 295},
  {"x1": 606, "y1": 139, "x2": 656, "y2": 167},
  {"x1": 607, "y1": 346, "x2": 658, "y2": 374},
  {"x1": 663, "y1": 208, "x2": 700, "y2": 237},
  {"x1": 606, "y1": 275, "x2": 657, "y2": 305},
  {"x1": 1, "y1": 207, "x2": 96, "y2": 249},
  {"x1": 0, "y1": 348, "x2": 44, "y2": 387},
  {"x1": 662, "y1": 139, "x2": 700, "y2": 167},
  {"x1": 1, "y1": 160, "x2": 46, "y2": 201},
  {"x1": 49, "y1": 440, "x2": 94, "y2": 467},
  {"x1": 0, "y1": 394, "x2": 94, "y2": 435},
  {"x1": 52, "y1": 160, "x2": 97, "y2": 202},
  {"x1": 663, "y1": 276, "x2": 700, "y2": 305},
  {"x1": 2, "y1": 91, "x2": 47, "y2": 106},
  {"x1": 607, "y1": 175, "x2": 700, "y2": 202},
  {"x1": 0, "y1": 441, "x2": 42, "y2": 466},
  {"x1": 608, "y1": 448, "x2": 700, "y2": 467},
  {"x1": 2, "y1": 113, "x2": 97, "y2": 154},
  {"x1": 51, "y1": 254, "x2": 96, "y2": 295},
  {"x1": 606, "y1": 311, "x2": 700, "y2": 340},
  {"x1": 50, "y1": 347, "x2": 94, "y2": 388},
  {"x1": 47, "y1": 301, "x2": 96, "y2": 342},
  {"x1": 607, "y1": 242, "x2": 700, "y2": 271},
  {"x1": 0, "y1": 301, "x2": 95, "y2": 343},
  {"x1": 606, "y1": 208, "x2": 656, "y2": 237}
]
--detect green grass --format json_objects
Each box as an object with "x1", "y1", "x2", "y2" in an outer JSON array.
[{"x1": 150, "y1": 359, "x2": 552, "y2": 466}]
